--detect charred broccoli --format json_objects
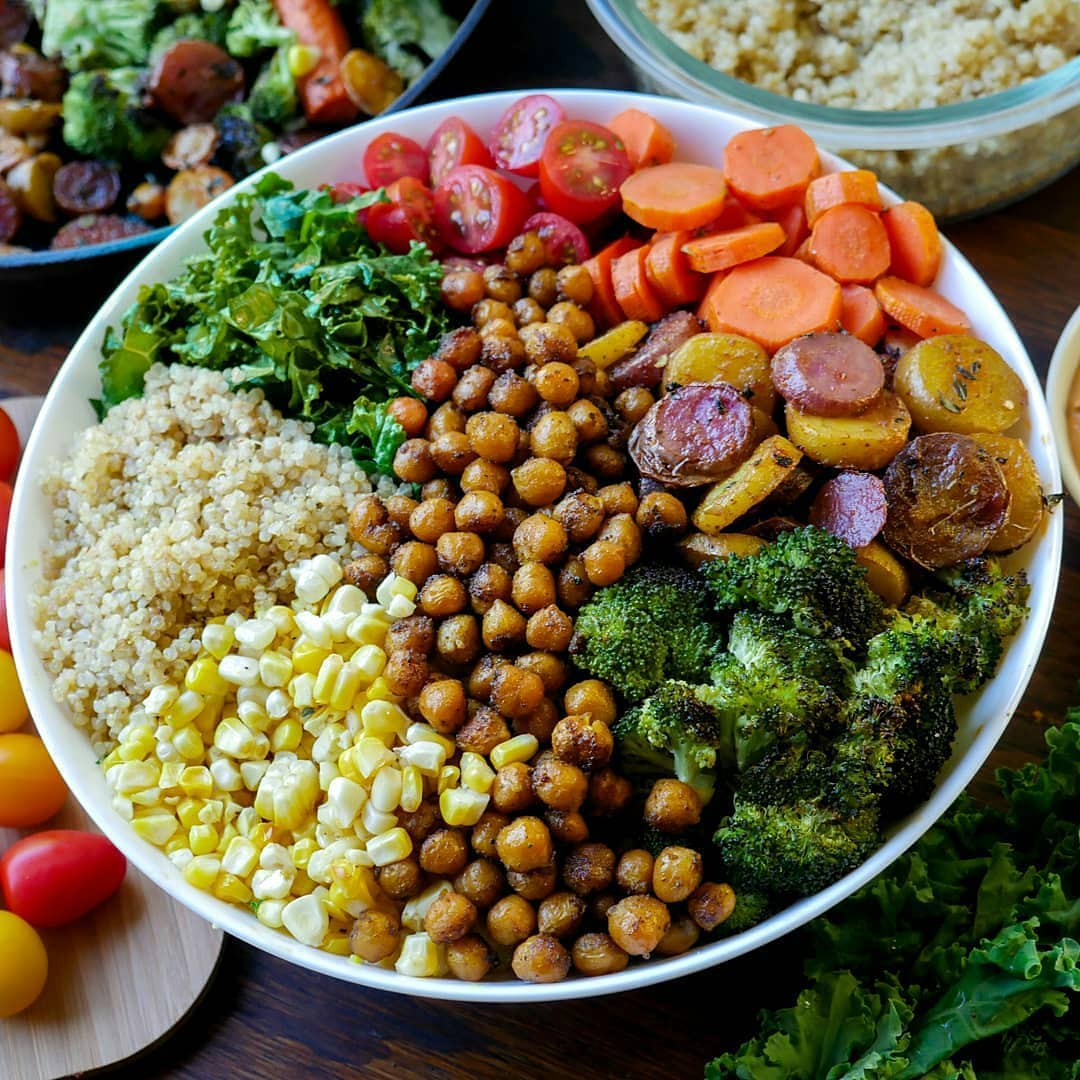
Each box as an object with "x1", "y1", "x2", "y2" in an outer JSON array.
[{"x1": 62, "y1": 68, "x2": 171, "y2": 163}]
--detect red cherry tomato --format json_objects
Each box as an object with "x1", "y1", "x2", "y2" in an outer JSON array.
[
  {"x1": 433, "y1": 165, "x2": 530, "y2": 255},
  {"x1": 523, "y1": 180, "x2": 547, "y2": 214},
  {"x1": 327, "y1": 181, "x2": 370, "y2": 204},
  {"x1": 0, "y1": 569, "x2": 8, "y2": 653},
  {"x1": 365, "y1": 176, "x2": 443, "y2": 255},
  {"x1": 488, "y1": 93, "x2": 565, "y2": 178},
  {"x1": 0, "y1": 409, "x2": 19, "y2": 485},
  {"x1": 1, "y1": 830, "x2": 127, "y2": 929},
  {"x1": 363, "y1": 132, "x2": 429, "y2": 188},
  {"x1": 539, "y1": 120, "x2": 631, "y2": 224},
  {"x1": 522, "y1": 212, "x2": 590, "y2": 265},
  {"x1": 0, "y1": 481, "x2": 11, "y2": 569},
  {"x1": 426, "y1": 116, "x2": 493, "y2": 188},
  {"x1": 0, "y1": 734, "x2": 67, "y2": 828}
]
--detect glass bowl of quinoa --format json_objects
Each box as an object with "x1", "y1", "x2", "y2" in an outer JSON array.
[{"x1": 586, "y1": 0, "x2": 1080, "y2": 220}]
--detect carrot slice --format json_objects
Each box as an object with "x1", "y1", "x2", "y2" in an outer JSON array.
[
  {"x1": 881, "y1": 200, "x2": 942, "y2": 287},
  {"x1": 645, "y1": 230, "x2": 707, "y2": 308},
  {"x1": 681, "y1": 222, "x2": 786, "y2": 274},
  {"x1": 874, "y1": 276, "x2": 972, "y2": 338},
  {"x1": 612, "y1": 245, "x2": 667, "y2": 322},
  {"x1": 804, "y1": 169, "x2": 883, "y2": 227},
  {"x1": 620, "y1": 162, "x2": 728, "y2": 231},
  {"x1": 773, "y1": 201, "x2": 808, "y2": 258},
  {"x1": 709, "y1": 197, "x2": 762, "y2": 232},
  {"x1": 607, "y1": 108, "x2": 676, "y2": 171},
  {"x1": 699, "y1": 255, "x2": 843, "y2": 353},
  {"x1": 722, "y1": 125, "x2": 820, "y2": 212},
  {"x1": 840, "y1": 283, "x2": 887, "y2": 347},
  {"x1": 792, "y1": 235, "x2": 814, "y2": 264},
  {"x1": 809, "y1": 203, "x2": 891, "y2": 285},
  {"x1": 584, "y1": 236, "x2": 640, "y2": 330},
  {"x1": 274, "y1": 0, "x2": 357, "y2": 124}
]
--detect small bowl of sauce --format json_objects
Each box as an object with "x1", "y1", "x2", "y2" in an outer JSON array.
[{"x1": 1047, "y1": 304, "x2": 1080, "y2": 506}]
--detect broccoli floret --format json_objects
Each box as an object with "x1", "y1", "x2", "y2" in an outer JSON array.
[
  {"x1": 701, "y1": 526, "x2": 885, "y2": 652},
  {"x1": 226, "y1": 0, "x2": 295, "y2": 58},
  {"x1": 361, "y1": 0, "x2": 459, "y2": 84},
  {"x1": 249, "y1": 46, "x2": 299, "y2": 127},
  {"x1": 42, "y1": 0, "x2": 157, "y2": 71},
  {"x1": 213, "y1": 104, "x2": 273, "y2": 178},
  {"x1": 715, "y1": 891, "x2": 773, "y2": 937},
  {"x1": 150, "y1": 11, "x2": 231, "y2": 57},
  {"x1": 62, "y1": 68, "x2": 171, "y2": 163}
]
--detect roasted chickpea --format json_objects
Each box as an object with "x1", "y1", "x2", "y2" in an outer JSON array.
[
  {"x1": 435, "y1": 325, "x2": 484, "y2": 370},
  {"x1": 653, "y1": 846, "x2": 704, "y2": 903},
  {"x1": 588, "y1": 769, "x2": 633, "y2": 817},
  {"x1": 506, "y1": 863, "x2": 559, "y2": 901},
  {"x1": 655, "y1": 915, "x2": 701, "y2": 957},
  {"x1": 590, "y1": 893, "x2": 619, "y2": 925},
  {"x1": 456, "y1": 706, "x2": 511, "y2": 755},
  {"x1": 377, "y1": 856, "x2": 425, "y2": 900},
  {"x1": 488, "y1": 541, "x2": 520, "y2": 576},
  {"x1": 441, "y1": 269, "x2": 485, "y2": 312},
  {"x1": 465, "y1": 411, "x2": 520, "y2": 464},
  {"x1": 514, "y1": 513, "x2": 569, "y2": 565},
  {"x1": 472, "y1": 297, "x2": 515, "y2": 329},
  {"x1": 452, "y1": 363, "x2": 496, "y2": 412},
  {"x1": 545, "y1": 808, "x2": 589, "y2": 844},
  {"x1": 553, "y1": 491, "x2": 605, "y2": 543},
  {"x1": 597, "y1": 482, "x2": 637, "y2": 516},
  {"x1": 546, "y1": 300, "x2": 595, "y2": 344},
  {"x1": 383, "y1": 650, "x2": 428, "y2": 697},
  {"x1": 521, "y1": 321, "x2": 578, "y2": 366},
  {"x1": 510, "y1": 458, "x2": 566, "y2": 507},
  {"x1": 513, "y1": 296, "x2": 546, "y2": 326},
  {"x1": 409, "y1": 497, "x2": 457, "y2": 543},
  {"x1": 418, "y1": 678, "x2": 467, "y2": 735},
  {"x1": 453, "y1": 490, "x2": 505, "y2": 534},
  {"x1": 349, "y1": 907, "x2": 402, "y2": 962},
  {"x1": 390, "y1": 540, "x2": 438, "y2": 586},
  {"x1": 533, "y1": 361, "x2": 580, "y2": 406},
  {"x1": 436, "y1": 614, "x2": 482, "y2": 666},
  {"x1": 537, "y1": 892, "x2": 587, "y2": 939},
  {"x1": 468, "y1": 561, "x2": 512, "y2": 614},
  {"x1": 482, "y1": 263, "x2": 522, "y2": 304},
  {"x1": 487, "y1": 370, "x2": 538, "y2": 417},
  {"x1": 424, "y1": 890, "x2": 478, "y2": 943},
  {"x1": 564, "y1": 399, "x2": 607, "y2": 445},
  {"x1": 515, "y1": 697, "x2": 560, "y2": 743},
  {"x1": 564, "y1": 680, "x2": 617, "y2": 726},
  {"x1": 689, "y1": 882, "x2": 737, "y2": 932},
  {"x1": 348, "y1": 494, "x2": 387, "y2": 540},
  {"x1": 556, "y1": 556, "x2": 592, "y2": 608},
  {"x1": 386, "y1": 615, "x2": 435, "y2": 656},
  {"x1": 481, "y1": 332, "x2": 527, "y2": 374},
  {"x1": 492, "y1": 762, "x2": 535, "y2": 814},
  {"x1": 454, "y1": 859, "x2": 506, "y2": 910},
  {"x1": 598, "y1": 513, "x2": 643, "y2": 564},
  {"x1": 480, "y1": 319, "x2": 518, "y2": 344},
  {"x1": 486, "y1": 894, "x2": 536, "y2": 948},
  {"x1": 421, "y1": 478, "x2": 459, "y2": 503},
  {"x1": 495, "y1": 506, "x2": 528, "y2": 543},
  {"x1": 460, "y1": 459, "x2": 510, "y2": 495},
  {"x1": 446, "y1": 934, "x2": 495, "y2": 982},
  {"x1": 399, "y1": 799, "x2": 440, "y2": 842},
  {"x1": 490, "y1": 663, "x2": 546, "y2": 720},
  {"x1": 563, "y1": 842, "x2": 616, "y2": 896},
  {"x1": 411, "y1": 358, "x2": 458, "y2": 402},
  {"x1": 636, "y1": 491, "x2": 689, "y2": 539},
  {"x1": 478, "y1": 598, "x2": 525, "y2": 652},
  {"x1": 506, "y1": 230, "x2": 546, "y2": 276},
  {"x1": 435, "y1": 531, "x2": 486, "y2": 576},
  {"x1": 614, "y1": 386, "x2": 656, "y2": 424},
  {"x1": 426, "y1": 401, "x2": 467, "y2": 439},
  {"x1": 528, "y1": 410, "x2": 578, "y2": 464},
  {"x1": 527, "y1": 267, "x2": 558, "y2": 307},
  {"x1": 551, "y1": 714, "x2": 614, "y2": 771},
  {"x1": 645, "y1": 778, "x2": 702, "y2": 833},
  {"x1": 581, "y1": 444, "x2": 627, "y2": 481},
  {"x1": 515, "y1": 651, "x2": 567, "y2": 694},
  {"x1": 616, "y1": 850, "x2": 655, "y2": 896},
  {"x1": 419, "y1": 574, "x2": 468, "y2": 618},
  {"x1": 531, "y1": 755, "x2": 589, "y2": 813},
  {"x1": 583, "y1": 540, "x2": 626, "y2": 586},
  {"x1": 571, "y1": 932, "x2": 629, "y2": 976},
  {"x1": 343, "y1": 554, "x2": 389, "y2": 597},
  {"x1": 419, "y1": 828, "x2": 469, "y2": 876},
  {"x1": 607, "y1": 895, "x2": 671, "y2": 957},
  {"x1": 524, "y1": 605, "x2": 574, "y2": 652},
  {"x1": 471, "y1": 810, "x2": 512, "y2": 858},
  {"x1": 556, "y1": 264, "x2": 594, "y2": 306},
  {"x1": 467, "y1": 654, "x2": 504, "y2": 702},
  {"x1": 496, "y1": 816, "x2": 553, "y2": 873},
  {"x1": 387, "y1": 396, "x2": 428, "y2": 438},
  {"x1": 430, "y1": 431, "x2": 477, "y2": 476}
]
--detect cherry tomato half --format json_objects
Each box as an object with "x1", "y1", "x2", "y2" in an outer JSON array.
[
  {"x1": 427, "y1": 116, "x2": 493, "y2": 188},
  {"x1": 365, "y1": 176, "x2": 443, "y2": 255},
  {"x1": 363, "y1": 131, "x2": 429, "y2": 188},
  {"x1": 539, "y1": 120, "x2": 631, "y2": 225},
  {"x1": 327, "y1": 181, "x2": 371, "y2": 204},
  {"x1": 522, "y1": 212, "x2": 590, "y2": 266},
  {"x1": 0, "y1": 734, "x2": 67, "y2": 827},
  {"x1": 433, "y1": 165, "x2": 530, "y2": 254},
  {"x1": 0, "y1": 480, "x2": 11, "y2": 567},
  {"x1": 0, "y1": 568, "x2": 9, "y2": 653},
  {"x1": 0, "y1": 911, "x2": 47, "y2": 1017},
  {"x1": 0, "y1": 649, "x2": 27, "y2": 734},
  {"x1": 489, "y1": 93, "x2": 565, "y2": 178},
  {"x1": 0, "y1": 408, "x2": 19, "y2": 484}
]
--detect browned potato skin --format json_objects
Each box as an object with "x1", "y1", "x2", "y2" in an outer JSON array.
[
  {"x1": 785, "y1": 391, "x2": 912, "y2": 471},
  {"x1": 663, "y1": 332, "x2": 776, "y2": 412},
  {"x1": 165, "y1": 165, "x2": 234, "y2": 225},
  {"x1": 969, "y1": 433, "x2": 1045, "y2": 553}
]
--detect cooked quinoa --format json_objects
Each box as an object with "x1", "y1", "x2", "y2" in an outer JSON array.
[
  {"x1": 638, "y1": 0, "x2": 1079, "y2": 110},
  {"x1": 32, "y1": 364, "x2": 372, "y2": 753}
]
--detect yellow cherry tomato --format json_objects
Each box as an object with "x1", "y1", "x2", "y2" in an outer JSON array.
[
  {"x1": 0, "y1": 734, "x2": 66, "y2": 827},
  {"x1": 0, "y1": 911, "x2": 48, "y2": 1017},
  {"x1": 0, "y1": 649, "x2": 28, "y2": 733}
]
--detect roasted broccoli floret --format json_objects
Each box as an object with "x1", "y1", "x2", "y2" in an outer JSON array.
[
  {"x1": 213, "y1": 104, "x2": 272, "y2": 178},
  {"x1": 226, "y1": 0, "x2": 295, "y2": 57},
  {"x1": 715, "y1": 890, "x2": 773, "y2": 937},
  {"x1": 42, "y1": 0, "x2": 157, "y2": 71},
  {"x1": 62, "y1": 68, "x2": 171, "y2": 163},
  {"x1": 702, "y1": 526, "x2": 886, "y2": 652},
  {"x1": 249, "y1": 46, "x2": 299, "y2": 127},
  {"x1": 150, "y1": 11, "x2": 231, "y2": 57}
]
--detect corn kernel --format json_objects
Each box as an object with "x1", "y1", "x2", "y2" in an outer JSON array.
[
  {"x1": 386, "y1": 594, "x2": 416, "y2": 619},
  {"x1": 361, "y1": 699, "x2": 409, "y2": 742},
  {"x1": 253, "y1": 757, "x2": 320, "y2": 831},
  {"x1": 265, "y1": 605, "x2": 296, "y2": 636},
  {"x1": 405, "y1": 723, "x2": 455, "y2": 755},
  {"x1": 197, "y1": 799, "x2": 224, "y2": 825},
  {"x1": 222, "y1": 836, "x2": 260, "y2": 878},
  {"x1": 164, "y1": 834, "x2": 189, "y2": 856},
  {"x1": 291, "y1": 837, "x2": 318, "y2": 870},
  {"x1": 111, "y1": 760, "x2": 160, "y2": 794},
  {"x1": 439, "y1": 786, "x2": 489, "y2": 827},
  {"x1": 394, "y1": 933, "x2": 447, "y2": 977},
  {"x1": 144, "y1": 684, "x2": 180, "y2": 716},
  {"x1": 193, "y1": 696, "x2": 224, "y2": 737},
  {"x1": 489, "y1": 734, "x2": 539, "y2": 769},
  {"x1": 189, "y1": 824, "x2": 219, "y2": 856},
  {"x1": 169, "y1": 847, "x2": 194, "y2": 871},
  {"x1": 256, "y1": 898, "x2": 287, "y2": 929},
  {"x1": 177, "y1": 764, "x2": 212, "y2": 798},
  {"x1": 238, "y1": 701, "x2": 270, "y2": 733},
  {"x1": 376, "y1": 573, "x2": 417, "y2": 608},
  {"x1": 112, "y1": 795, "x2": 135, "y2": 821},
  {"x1": 313, "y1": 653, "x2": 345, "y2": 705},
  {"x1": 213, "y1": 715, "x2": 260, "y2": 758},
  {"x1": 326, "y1": 582, "x2": 364, "y2": 616},
  {"x1": 118, "y1": 726, "x2": 156, "y2": 761},
  {"x1": 265, "y1": 689, "x2": 291, "y2": 721},
  {"x1": 209, "y1": 756, "x2": 243, "y2": 793},
  {"x1": 252, "y1": 867, "x2": 294, "y2": 901},
  {"x1": 354, "y1": 736, "x2": 394, "y2": 779},
  {"x1": 271, "y1": 718, "x2": 303, "y2": 753},
  {"x1": 177, "y1": 798, "x2": 204, "y2": 829},
  {"x1": 366, "y1": 827, "x2": 413, "y2": 867},
  {"x1": 399, "y1": 765, "x2": 424, "y2": 813},
  {"x1": 328, "y1": 860, "x2": 380, "y2": 910},
  {"x1": 330, "y1": 664, "x2": 363, "y2": 712},
  {"x1": 346, "y1": 611, "x2": 390, "y2": 646},
  {"x1": 240, "y1": 760, "x2": 270, "y2": 791},
  {"x1": 173, "y1": 724, "x2": 205, "y2": 762},
  {"x1": 365, "y1": 676, "x2": 398, "y2": 703},
  {"x1": 460, "y1": 752, "x2": 496, "y2": 794},
  {"x1": 296, "y1": 612, "x2": 333, "y2": 651},
  {"x1": 131, "y1": 786, "x2": 162, "y2": 807},
  {"x1": 322, "y1": 934, "x2": 352, "y2": 957},
  {"x1": 183, "y1": 855, "x2": 222, "y2": 891},
  {"x1": 218, "y1": 655, "x2": 261, "y2": 687},
  {"x1": 336, "y1": 745, "x2": 361, "y2": 782},
  {"x1": 159, "y1": 761, "x2": 185, "y2": 791},
  {"x1": 291, "y1": 640, "x2": 329, "y2": 677},
  {"x1": 402, "y1": 880, "x2": 454, "y2": 932},
  {"x1": 253, "y1": 650, "x2": 292, "y2": 690},
  {"x1": 398, "y1": 741, "x2": 447, "y2": 776},
  {"x1": 370, "y1": 765, "x2": 403, "y2": 813},
  {"x1": 201, "y1": 624, "x2": 235, "y2": 660},
  {"x1": 131, "y1": 813, "x2": 179, "y2": 846},
  {"x1": 185, "y1": 657, "x2": 229, "y2": 697},
  {"x1": 326, "y1": 775, "x2": 367, "y2": 828},
  {"x1": 213, "y1": 872, "x2": 254, "y2": 905},
  {"x1": 235, "y1": 618, "x2": 276, "y2": 652},
  {"x1": 362, "y1": 800, "x2": 398, "y2": 836},
  {"x1": 290, "y1": 869, "x2": 319, "y2": 897},
  {"x1": 438, "y1": 765, "x2": 460, "y2": 793}
]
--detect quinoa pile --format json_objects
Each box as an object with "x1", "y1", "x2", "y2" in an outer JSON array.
[{"x1": 32, "y1": 364, "x2": 372, "y2": 753}]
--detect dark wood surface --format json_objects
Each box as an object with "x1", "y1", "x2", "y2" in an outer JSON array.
[{"x1": 2, "y1": 2, "x2": 1079, "y2": 1077}]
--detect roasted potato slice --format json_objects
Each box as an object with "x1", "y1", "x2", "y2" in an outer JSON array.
[
  {"x1": 679, "y1": 532, "x2": 767, "y2": 566},
  {"x1": 855, "y1": 540, "x2": 910, "y2": 608},
  {"x1": 785, "y1": 391, "x2": 911, "y2": 470},
  {"x1": 663, "y1": 332, "x2": 775, "y2": 412},
  {"x1": 969, "y1": 432, "x2": 1045, "y2": 552},
  {"x1": 577, "y1": 320, "x2": 648, "y2": 369}
]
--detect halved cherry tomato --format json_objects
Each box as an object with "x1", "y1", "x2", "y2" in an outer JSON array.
[
  {"x1": 524, "y1": 180, "x2": 546, "y2": 214},
  {"x1": 489, "y1": 93, "x2": 565, "y2": 178},
  {"x1": 327, "y1": 181, "x2": 371, "y2": 204},
  {"x1": 0, "y1": 409, "x2": 19, "y2": 484},
  {"x1": 363, "y1": 132, "x2": 429, "y2": 188},
  {"x1": 539, "y1": 120, "x2": 631, "y2": 225},
  {"x1": 0, "y1": 911, "x2": 47, "y2": 1017},
  {"x1": 433, "y1": 165, "x2": 530, "y2": 254},
  {"x1": 365, "y1": 176, "x2": 443, "y2": 255},
  {"x1": 0, "y1": 480, "x2": 11, "y2": 567},
  {"x1": 427, "y1": 116, "x2": 493, "y2": 188},
  {"x1": 2, "y1": 831, "x2": 127, "y2": 929},
  {"x1": 0, "y1": 734, "x2": 66, "y2": 827},
  {"x1": 522, "y1": 212, "x2": 590, "y2": 265},
  {"x1": 0, "y1": 568, "x2": 9, "y2": 653}
]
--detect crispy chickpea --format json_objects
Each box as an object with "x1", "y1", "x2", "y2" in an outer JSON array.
[
  {"x1": 409, "y1": 497, "x2": 457, "y2": 543},
  {"x1": 446, "y1": 934, "x2": 495, "y2": 982},
  {"x1": 636, "y1": 491, "x2": 689, "y2": 539},
  {"x1": 564, "y1": 680, "x2": 617, "y2": 726},
  {"x1": 486, "y1": 894, "x2": 536, "y2": 948},
  {"x1": 470, "y1": 810, "x2": 511, "y2": 858},
  {"x1": 418, "y1": 678, "x2": 467, "y2": 735},
  {"x1": 546, "y1": 300, "x2": 595, "y2": 344},
  {"x1": 454, "y1": 490, "x2": 505, "y2": 534},
  {"x1": 383, "y1": 650, "x2": 428, "y2": 696},
  {"x1": 592, "y1": 369, "x2": 613, "y2": 398},
  {"x1": 424, "y1": 889, "x2": 478, "y2": 944},
  {"x1": 465, "y1": 411, "x2": 520, "y2": 464},
  {"x1": 489, "y1": 541, "x2": 520, "y2": 576},
  {"x1": 551, "y1": 714, "x2": 614, "y2": 771},
  {"x1": 468, "y1": 562, "x2": 512, "y2": 614},
  {"x1": 436, "y1": 614, "x2": 482, "y2": 666},
  {"x1": 571, "y1": 932, "x2": 629, "y2": 976},
  {"x1": 398, "y1": 799, "x2": 440, "y2": 843},
  {"x1": 386, "y1": 396, "x2": 428, "y2": 438},
  {"x1": 390, "y1": 540, "x2": 438, "y2": 586},
  {"x1": 514, "y1": 513, "x2": 569, "y2": 565},
  {"x1": 411, "y1": 358, "x2": 458, "y2": 403},
  {"x1": 616, "y1": 850, "x2": 655, "y2": 896},
  {"x1": 614, "y1": 386, "x2": 656, "y2": 424},
  {"x1": 467, "y1": 654, "x2": 504, "y2": 702},
  {"x1": 607, "y1": 895, "x2": 671, "y2": 957},
  {"x1": 492, "y1": 762, "x2": 535, "y2": 814},
  {"x1": 430, "y1": 431, "x2": 477, "y2": 476},
  {"x1": 655, "y1": 915, "x2": 701, "y2": 957},
  {"x1": 521, "y1": 321, "x2": 578, "y2": 366},
  {"x1": 598, "y1": 482, "x2": 638, "y2": 516},
  {"x1": 556, "y1": 556, "x2": 592, "y2": 608},
  {"x1": 426, "y1": 401, "x2": 467, "y2": 439},
  {"x1": 419, "y1": 828, "x2": 469, "y2": 876},
  {"x1": 496, "y1": 505, "x2": 529, "y2": 542},
  {"x1": 598, "y1": 513, "x2": 643, "y2": 564},
  {"x1": 513, "y1": 296, "x2": 546, "y2": 326},
  {"x1": 454, "y1": 858, "x2": 506, "y2": 910},
  {"x1": 533, "y1": 361, "x2": 581, "y2": 406},
  {"x1": 653, "y1": 846, "x2": 704, "y2": 903},
  {"x1": 386, "y1": 615, "x2": 435, "y2": 656},
  {"x1": 645, "y1": 778, "x2": 702, "y2": 833},
  {"x1": 528, "y1": 410, "x2": 578, "y2": 465},
  {"x1": 349, "y1": 907, "x2": 402, "y2": 962},
  {"x1": 491, "y1": 664, "x2": 546, "y2": 720},
  {"x1": 556, "y1": 264, "x2": 594, "y2": 306},
  {"x1": 456, "y1": 706, "x2": 510, "y2": 756},
  {"x1": 583, "y1": 540, "x2": 626, "y2": 586},
  {"x1": 480, "y1": 316, "x2": 518, "y2": 342},
  {"x1": 348, "y1": 494, "x2": 387, "y2": 541},
  {"x1": 525, "y1": 605, "x2": 574, "y2": 652},
  {"x1": 553, "y1": 491, "x2": 605, "y2": 543},
  {"x1": 565, "y1": 398, "x2": 609, "y2": 444},
  {"x1": 506, "y1": 863, "x2": 559, "y2": 901},
  {"x1": 419, "y1": 574, "x2": 468, "y2": 618},
  {"x1": 590, "y1": 893, "x2": 619, "y2": 924},
  {"x1": 582, "y1": 444, "x2": 627, "y2": 481},
  {"x1": 435, "y1": 532, "x2": 486, "y2": 576},
  {"x1": 588, "y1": 769, "x2": 633, "y2": 817},
  {"x1": 377, "y1": 856, "x2": 425, "y2": 900},
  {"x1": 452, "y1": 363, "x2": 496, "y2": 412},
  {"x1": 506, "y1": 231, "x2": 546, "y2": 275},
  {"x1": 460, "y1": 459, "x2": 510, "y2": 496},
  {"x1": 496, "y1": 816, "x2": 553, "y2": 873},
  {"x1": 383, "y1": 492, "x2": 418, "y2": 529},
  {"x1": 537, "y1": 892, "x2": 587, "y2": 939},
  {"x1": 515, "y1": 697, "x2": 560, "y2": 743},
  {"x1": 422, "y1": 478, "x2": 459, "y2": 503},
  {"x1": 689, "y1": 882, "x2": 737, "y2": 932},
  {"x1": 441, "y1": 269, "x2": 485, "y2": 312},
  {"x1": 472, "y1": 297, "x2": 515, "y2": 328},
  {"x1": 508, "y1": 458, "x2": 564, "y2": 508},
  {"x1": 343, "y1": 554, "x2": 389, "y2": 597},
  {"x1": 483, "y1": 263, "x2": 522, "y2": 304},
  {"x1": 527, "y1": 266, "x2": 558, "y2": 308},
  {"x1": 531, "y1": 755, "x2": 588, "y2": 813},
  {"x1": 563, "y1": 842, "x2": 617, "y2": 896},
  {"x1": 482, "y1": 599, "x2": 527, "y2": 652},
  {"x1": 434, "y1": 325, "x2": 484, "y2": 370},
  {"x1": 481, "y1": 333, "x2": 527, "y2": 374},
  {"x1": 515, "y1": 651, "x2": 567, "y2": 694},
  {"x1": 546, "y1": 808, "x2": 589, "y2": 844},
  {"x1": 487, "y1": 370, "x2": 538, "y2": 417}
]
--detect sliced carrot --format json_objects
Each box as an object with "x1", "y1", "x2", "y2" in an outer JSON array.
[
  {"x1": 709, "y1": 197, "x2": 762, "y2": 232},
  {"x1": 772, "y1": 201, "x2": 808, "y2": 258},
  {"x1": 584, "y1": 236, "x2": 640, "y2": 330},
  {"x1": 273, "y1": 0, "x2": 357, "y2": 123},
  {"x1": 681, "y1": 222, "x2": 786, "y2": 274},
  {"x1": 612, "y1": 245, "x2": 667, "y2": 322},
  {"x1": 607, "y1": 108, "x2": 676, "y2": 171},
  {"x1": 792, "y1": 235, "x2": 814, "y2": 264},
  {"x1": 804, "y1": 169, "x2": 882, "y2": 227},
  {"x1": 874, "y1": 276, "x2": 972, "y2": 338},
  {"x1": 620, "y1": 162, "x2": 728, "y2": 231},
  {"x1": 809, "y1": 203, "x2": 891, "y2": 285},
  {"x1": 722, "y1": 125, "x2": 820, "y2": 212},
  {"x1": 840, "y1": 284, "x2": 887, "y2": 347},
  {"x1": 645, "y1": 230, "x2": 707, "y2": 308},
  {"x1": 699, "y1": 255, "x2": 842, "y2": 353},
  {"x1": 881, "y1": 200, "x2": 942, "y2": 287}
]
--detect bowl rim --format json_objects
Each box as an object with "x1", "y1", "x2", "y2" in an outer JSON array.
[
  {"x1": 1045, "y1": 304, "x2": 1080, "y2": 506},
  {"x1": 586, "y1": 0, "x2": 1080, "y2": 149},
  {"x1": 8, "y1": 87, "x2": 1063, "y2": 1003}
]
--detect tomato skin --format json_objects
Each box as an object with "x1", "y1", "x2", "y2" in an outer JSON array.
[
  {"x1": 488, "y1": 93, "x2": 565, "y2": 178},
  {"x1": 0, "y1": 734, "x2": 67, "y2": 828},
  {"x1": 539, "y1": 120, "x2": 632, "y2": 225},
  {"x1": 2, "y1": 831, "x2": 127, "y2": 929},
  {"x1": 363, "y1": 131, "x2": 429, "y2": 187},
  {"x1": 433, "y1": 165, "x2": 530, "y2": 254},
  {"x1": 426, "y1": 116, "x2": 493, "y2": 188},
  {"x1": 365, "y1": 176, "x2": 443, "y2": 255},
  {"x1": 0, "y1": 568, "x2": 9, "y2": 653},
  {"x1": 0, "y1": 480, "x2": 11, "y2": 568},
  {"x1": 521, "y1": 212, "x2": 590, "y2": 265},
  {"x1": 0, "y1": 911, "x2": 47, "y2": 1017},
  {"x1": 327, "y1": 181, "x2": 370, "y2": 204},
  {"x1": 0, "y1": 409, "x2": 19, "y2": 484},
  {"x1": 0, "y1": 649, "x2": 27, "y2": 734}
]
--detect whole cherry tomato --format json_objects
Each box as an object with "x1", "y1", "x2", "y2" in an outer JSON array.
[
  {"x1": 365, "y1": 176, "x2": 443, "y2": 255},
  {"x1": 0, "y1": 568, "x2": 9, "y2": 653},
  {"x1": 0, "y1": 480, "x2": 11, "y2": 567},
  {"x1": 0, "y1": 734, "x2": 67, "y2": 827},
  {"x1": 0, "y1": 911, "x2": 47, "y2": 1017},
  {"x1": 363, "y1": 131, "x2": 429, "y2": 187},
  {"x1": 0, "y1": 649, "x2": 27, "y2": 733},
  {"x1": 426, "y1": 116, "x2": 493, "y2": 187},
  {"x1": 433, "y1": 165, "x2": 529, "y2": 254},
  {"x1": 522, "y1": 212, "x2": 590, "y2": 265},
  {"x1": 0, "y1": 408, "x2": 19, "y2": 484},
  {"x1": 539, "y1": 120, "x2": 631, "y2": 224},
  {"x1": 488, "y1": 94, "x2": 565, "y2": 178}
]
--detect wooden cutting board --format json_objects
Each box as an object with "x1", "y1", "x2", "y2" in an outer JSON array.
[{"x1": 0, "y1": 398, "x2": 224, "y2": 1080}]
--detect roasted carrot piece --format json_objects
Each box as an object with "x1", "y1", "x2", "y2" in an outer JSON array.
[
  {"x1": 613, "y1": 245, "x2": 667, "y2": 322},
  {"x1": 809, "y1": 203, "x2": 891, "y2": 284},
  {"x1": 881, "y1": 201, "x2": 942, "y2": 287},
  {"x1": 773, "y1": 201, "x2": 808, "y2": 257},
  {"x1": 804, "y1": 169, "x2": 883, "y2": 227},
  {"x1": 607, "y1": 108, "x2": 676, "y2": 170},
  {"x1": 699, "y1": 255, "x2": 842, "y2": 353},
  {"x1": 584, "y1": 236, "x2": 640, "y2": 330},
  {"x1": 645, "y1": 231, "x2": 707, "y2": 308},
  {"x1": 874, "y1": 276, "x2": 972, "y2": 338},
  {"x1": 709, "y1": 197, "x2": 762, "y2": 232},
  {"x1": 792, "y1": 235, "x2": 814, "y2": 263},
  {"x1": 681, "y1": 222, "x2": 786, "y2": 274},
  {"x1": 722, "y1": 125, "x2": 820, "y2": 212},
  {"x1": 273, "y1": 0, "x2": 358, "y2": 123},
  {"x1": 620, "y1": 162, "x2": 728, "y2": 231},
  {"x1": 840, "y1": 283, "x2": 887, "y2": 347}
]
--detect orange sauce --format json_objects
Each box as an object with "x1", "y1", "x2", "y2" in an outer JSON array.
[{"x1": 1068, "y1": 361, "x2": 1080, "y2": 472}]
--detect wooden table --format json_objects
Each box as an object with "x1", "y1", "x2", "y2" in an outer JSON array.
[{"x1": 2, "y1": 2, "x2": 1079, "y2": 1076}]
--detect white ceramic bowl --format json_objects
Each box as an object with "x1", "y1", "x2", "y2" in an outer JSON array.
[
  {"x1": 7, "y1": 90, "x2": 1063, "y2": 1002},
  {"x1": 1045, "y1": 305, "x2": 1080, "y2": 507}
]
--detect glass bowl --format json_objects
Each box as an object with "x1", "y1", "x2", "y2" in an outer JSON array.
[{"x1": 586, "y1": 0, "x2": 1080, "y2": 220}]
